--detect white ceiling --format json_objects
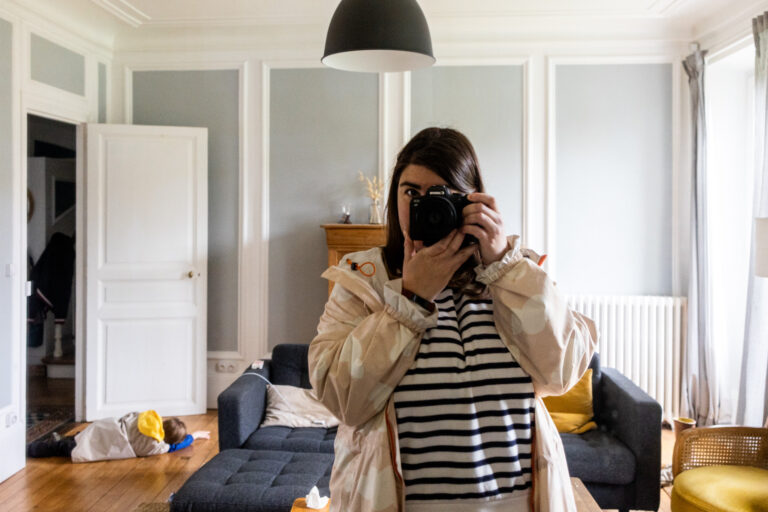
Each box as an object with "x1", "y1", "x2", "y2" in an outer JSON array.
[
  {"x1": 91, "y1": 0, "x2": 731, "y2": 27},
  {"x1": 6, "y1": 0, "x2": 765, "y2": 51}
]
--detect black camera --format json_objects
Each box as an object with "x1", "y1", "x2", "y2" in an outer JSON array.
[{"x1": 409, "y1": 185, "x2": 473, "y2": 246}]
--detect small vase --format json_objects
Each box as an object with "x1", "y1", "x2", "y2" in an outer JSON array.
[{"x1": 369, "y1": 200, "x2": 383, "y2": 224}]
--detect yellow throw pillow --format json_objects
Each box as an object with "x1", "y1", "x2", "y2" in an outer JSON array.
[{"x1": 542, "y1": 369, "x2": 597, "y2": 434}]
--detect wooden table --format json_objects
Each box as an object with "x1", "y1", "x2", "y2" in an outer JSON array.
[{"x1": 572, "y1": 477, "x2": 602, "y2": 511}]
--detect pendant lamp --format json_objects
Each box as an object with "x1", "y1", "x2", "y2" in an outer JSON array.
[{"x1": 322, "y1": 0, "x2": 435, "y2": 73}]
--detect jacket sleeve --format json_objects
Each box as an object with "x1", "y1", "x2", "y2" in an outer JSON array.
[
  {"x1": 309, "y1": 276, "x2": 437, "y2": 427},
  {"x1": 168, "y1": 434, "x2": 194, "y2": 452},
  {"x1": 476, "y1": 237, "x2": 598, "y2": 397}
]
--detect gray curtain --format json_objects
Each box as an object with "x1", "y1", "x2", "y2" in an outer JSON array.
[
  {"x1": 682, "y1": 48, "x2": 719, "y2": 426},
  {"x1": 737, "y1": 13, "x2": 768, "y2": 427}
]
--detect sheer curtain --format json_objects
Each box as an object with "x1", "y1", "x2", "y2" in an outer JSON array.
[
  {"x1": 682, "y1": 48, "x2": 720, "y2": 426},
  {"x1": 737, "y1": 13, "x2": 768, "y2": 427}
]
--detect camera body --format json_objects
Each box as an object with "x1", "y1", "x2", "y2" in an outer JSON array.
[{"x1": 409, "y1": 185, "x2": 472, "y2": 246}]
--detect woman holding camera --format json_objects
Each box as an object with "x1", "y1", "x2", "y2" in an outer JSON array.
[{"x1": 309, "y1": 127, "x2": 597, "y2": 512}]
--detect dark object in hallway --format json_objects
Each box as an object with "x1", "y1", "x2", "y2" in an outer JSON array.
[{"x1": 27, "y1": 232, "x2": 75, "y2": 347}]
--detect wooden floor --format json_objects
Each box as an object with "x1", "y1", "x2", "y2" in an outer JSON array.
[
  {"x1": 27, "y1": 374, "x2": 75, "y2": 408},
  {"x1": 0, "y1": 411, "x2": 219, "y2": 512},
  {"x1": 0, "y1": 412, "x2": 675, "y2": 512}
]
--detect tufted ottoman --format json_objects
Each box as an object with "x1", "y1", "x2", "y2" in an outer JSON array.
[{"x1": 170, "y1": 449, "x2": 333, "y2": 512}]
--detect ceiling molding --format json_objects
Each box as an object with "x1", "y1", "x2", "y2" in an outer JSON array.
[
  {"x1": 133, "y1": 16, "x2": 323, "y2": 28},
  {"x1": 90, "y1": 0, "x2": 732, "y2": 30},
  {"x1": 693, "y1": 0, "x2": 768, "y2": 51},
  {"x1": 5, "y1": 0, "x2": 117, "y2": 55},
  {"x1": 647, "y1": 0, "x2": 690, "y2": 16},
  {"x1": 90, "y1": 0, "x2": 149, "y2": 28}
]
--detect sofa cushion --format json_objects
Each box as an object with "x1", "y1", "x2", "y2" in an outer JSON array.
[
  {"x1": 261, "y1": 385, "x2": 339, "y2": 429},
  {"x1": 670, "y1": 465, "x2": 768, "y2": 512},
  {"x1": 170, "y1": 449, "x2": 333, "y2": 512},
  {"x1": 271, "y1": 344, "x2": 312, "y2": 389},
  {"x1": 588, "y1": 353, "x2": 602, "y2": 419},
  {"x1": 244, "y1": 426, "x2": 336, "y2": 453},
  {"x1": 561, "y1": 429, "x2": 636, "y2": 485},
  {"x1": 543, "y1": 369, "x2": 597, "y2": 434}
]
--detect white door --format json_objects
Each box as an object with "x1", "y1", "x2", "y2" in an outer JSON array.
[
  {"x1": 81, "y1": 124, "x2": 208, "y2": 420},
  {"x1": 0, "y1": 121, "x2": 24, "y2": 484}
]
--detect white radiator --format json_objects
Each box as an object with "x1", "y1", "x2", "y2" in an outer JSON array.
[{"x1": 566, "y1": 295, "x2": 687, "y2": 422}]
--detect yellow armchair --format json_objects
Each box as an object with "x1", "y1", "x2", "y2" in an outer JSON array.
[{"x1": 671, "y1": 426, "x2": 768, "y2": 511}]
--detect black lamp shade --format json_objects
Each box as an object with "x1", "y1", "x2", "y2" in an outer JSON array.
[{"x1": 322, "y1": 0, "x2": 435, "y2": 73}]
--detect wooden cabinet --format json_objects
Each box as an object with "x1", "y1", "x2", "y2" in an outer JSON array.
[{"x1": 322, "y1": 224, "x2": 386, "y2": 294}]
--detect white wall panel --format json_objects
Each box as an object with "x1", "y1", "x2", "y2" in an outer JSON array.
[
  {"x1": 555, "y1": 63, "x2": 673, "y2": 295},
  {"x1": 411, "y1": 65, "x2": 524, "y2": 237},
  {"x1": 132, "y1": 70, "x2": 239, "y2": 353},
  {"x1": 30, "y1": 34, "x2": 85, "y2": 96},
  {"x1": 269, "y1": 68, "x2": 378, "y2": 349}
]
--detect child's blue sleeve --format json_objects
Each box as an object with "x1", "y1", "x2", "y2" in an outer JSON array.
[{"x1": 167, "y1": 434, "x2": 194, "y2": 453}]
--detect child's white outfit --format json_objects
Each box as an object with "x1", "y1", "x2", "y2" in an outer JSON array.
[{"x1": 71, "y1": 410, "x2": 180, "y2": 462}]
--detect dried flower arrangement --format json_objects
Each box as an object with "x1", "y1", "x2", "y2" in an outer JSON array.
[{"x1": 358, "y1": 171, "x2": 385, "y2": 203}]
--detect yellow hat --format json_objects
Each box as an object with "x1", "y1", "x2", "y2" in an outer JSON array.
[{"x1": 138, "y1": 410, "x2": 165, "y2": 442}]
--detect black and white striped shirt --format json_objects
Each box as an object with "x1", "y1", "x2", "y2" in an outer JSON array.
[{"x1": 393, "y1": 288, "x2": 536, "y2": 507}]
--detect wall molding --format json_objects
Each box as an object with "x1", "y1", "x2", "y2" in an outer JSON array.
[
  {"x1": 0, "y1": 4, "x2": 25, "y2": 440},
  {"x1": 693, "y1": 0, "x2": 768, "y2": 53},
  {"x1": 406, "y1": 56, "x2": 532, "y2": 245},
  {"x1": 0, "y1": 5, "x2": 103, "y2": 421},
  {"x1": 120, "y1": 56, "x2": 259, "y2": 407},
  {"x1": 5, "y1": 1, "x2": 113, "y2": 61},
  {"x1": 546, "y1": 54, "x2": 686, "y2": 289},
  {"x1": 379, "y1": 72, "x2": 408, "y2": 188}
]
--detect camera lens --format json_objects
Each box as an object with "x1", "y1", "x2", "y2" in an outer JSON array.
[
  {"x1": 427, "y1": 209, "x2": 444, "y2": 226},
  {"x1": 419, "y1": 198, "x2": 456, "y2": 244},
  {"x1": 410, "y1": 185, "x2": 466, "y2": 246}
]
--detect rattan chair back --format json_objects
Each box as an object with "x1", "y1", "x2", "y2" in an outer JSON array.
[{"x1": 672, "y1": 426, "x2": 768, "y2": 477}]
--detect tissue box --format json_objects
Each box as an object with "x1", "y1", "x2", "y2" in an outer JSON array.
[{"x1": 291, "y1": 498, "x2": 330, "y2": 512}]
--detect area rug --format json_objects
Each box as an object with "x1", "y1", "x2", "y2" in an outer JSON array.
[{"x1": 26, "y1": 405, "x2": 75, "y2": 443}]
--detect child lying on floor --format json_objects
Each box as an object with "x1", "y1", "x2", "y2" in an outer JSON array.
[{"x1": 27, "y1": 410, "x2": 210, "y2": 463}]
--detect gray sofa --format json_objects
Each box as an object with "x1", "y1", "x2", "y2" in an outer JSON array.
[{"x1": 171, "y1": 344, "x2": 661, "y2": 512}]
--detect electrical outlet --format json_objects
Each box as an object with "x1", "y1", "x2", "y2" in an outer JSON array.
[{"x1": 215, "y1": 361, "x2": 238, "y2": 373}]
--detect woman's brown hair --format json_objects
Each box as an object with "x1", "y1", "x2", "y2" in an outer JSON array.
[
  {"x1": 163, "y1": 417, "x2": 187, "y2": 445},
  {"x1": 383, "y1": 127, "x2": 486, "y2": 296}
]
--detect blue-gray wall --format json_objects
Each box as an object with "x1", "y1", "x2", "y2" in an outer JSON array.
[
  {"x1": 98, "y1": 63, "x2": 106, "y2": 123},
  {"x1": 411, "y1": 65, "x2": 524, "y2": 236},
  {"x1": 555, "y1": 64, "x2": 673, "y2": 295},
  {"x1": 0, "y1": 18, "x2": 13, "y2": 407},
  {"x1": 30, "y1": 34, "x2": 85, "y2": 96},
  {"x1": 269, "y1": 68, "x2": 378, "y2": 349},
  {"x1": 132, "y1": 70, "x2": 240, "y2": 352}
]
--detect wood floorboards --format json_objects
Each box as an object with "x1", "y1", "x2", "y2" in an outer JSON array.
[
  {"x1": 0, "y1": 410, "x2": 218, "y2": 511},
  {"x1": 0, "y1": 412, "x2": 675, "y2": 512}
]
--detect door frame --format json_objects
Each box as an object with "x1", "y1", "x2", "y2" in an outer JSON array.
[{"x1": 21, "y1": 100, "x2": 88, "y2": 421}]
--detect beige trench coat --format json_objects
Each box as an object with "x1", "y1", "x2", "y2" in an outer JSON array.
[{"x1": 309, "y1": 236, "x2": 598, "y2": 512}]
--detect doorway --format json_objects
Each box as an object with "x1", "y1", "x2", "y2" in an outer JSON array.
[{"x1": 25, "y1": 114, "x2": 77, "y2": 444}]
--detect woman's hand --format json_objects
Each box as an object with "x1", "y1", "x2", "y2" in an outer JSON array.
[
  {"x1": 191, "y1": 430, "x2": 210, "y2": 440},
  {"x1": 461, "y1": 192, "x2": 509, "y2": 265},
  {"x1": 403, "y1": 230, "x2": 476, "y2": 301}
]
